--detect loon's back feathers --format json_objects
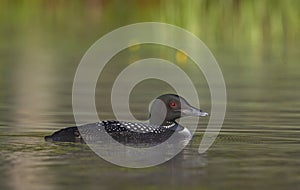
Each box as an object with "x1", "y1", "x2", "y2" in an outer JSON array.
[{"x1": 45, "y1": 120, "x2": 182, "y2": 144}]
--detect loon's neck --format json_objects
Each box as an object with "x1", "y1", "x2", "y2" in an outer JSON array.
[{"x1": 149, "y1": 117, "x2": 177, "y2": 128}]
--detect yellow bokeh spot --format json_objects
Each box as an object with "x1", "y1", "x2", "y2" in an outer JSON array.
[
  {"x1": 128, "y1": 39, "x2": 141, "y2": 52},
  {"x1": 176, "y1": 51, "x2": 188, "y2": 65}
]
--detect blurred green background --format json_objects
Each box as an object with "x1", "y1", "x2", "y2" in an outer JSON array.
[
  {"x1": 1, "y1": 0, "x2": 299, "y2": 125},
  {"x1": 1, "y1": 0, "x2": 299, "y2": 70}
]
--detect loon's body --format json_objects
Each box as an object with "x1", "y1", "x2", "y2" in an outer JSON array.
[
  {"x1": 45, "y1": 94, "x2": 208, "y2": 145},
  {"x1": 45, "y1": 120, "x2": 188, "y2": 144}
]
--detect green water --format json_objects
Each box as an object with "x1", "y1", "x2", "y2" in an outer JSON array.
[{"x1": 1, "y1": 1, "x2": 300, "y2": 190}]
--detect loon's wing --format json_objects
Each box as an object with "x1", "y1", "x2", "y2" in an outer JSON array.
[{"x1": 101, "y1": 121, "x2": 176, "y2": 144}]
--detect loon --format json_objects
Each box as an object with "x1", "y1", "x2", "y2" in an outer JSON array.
[{"x1": 44, "y1": 94, "x2": 208, "y2": 145}]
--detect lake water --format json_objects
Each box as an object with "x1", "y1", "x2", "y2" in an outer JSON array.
[{"x1": 1, "y1": 1, "x2": 300, "y2": 190}]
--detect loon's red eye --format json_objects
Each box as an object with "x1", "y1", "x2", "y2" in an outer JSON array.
[{"x1": 170, "y1": 101, "x2": 176, "y2": 107}]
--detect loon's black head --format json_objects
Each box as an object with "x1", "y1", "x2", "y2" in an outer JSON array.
[{"x1": 149, "y1": 94, "x2": 208, "y2": 126}]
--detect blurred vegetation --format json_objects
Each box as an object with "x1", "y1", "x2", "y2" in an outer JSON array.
[{"x1": 0, "y1": 0, "x2": 299, "y2": 56}]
